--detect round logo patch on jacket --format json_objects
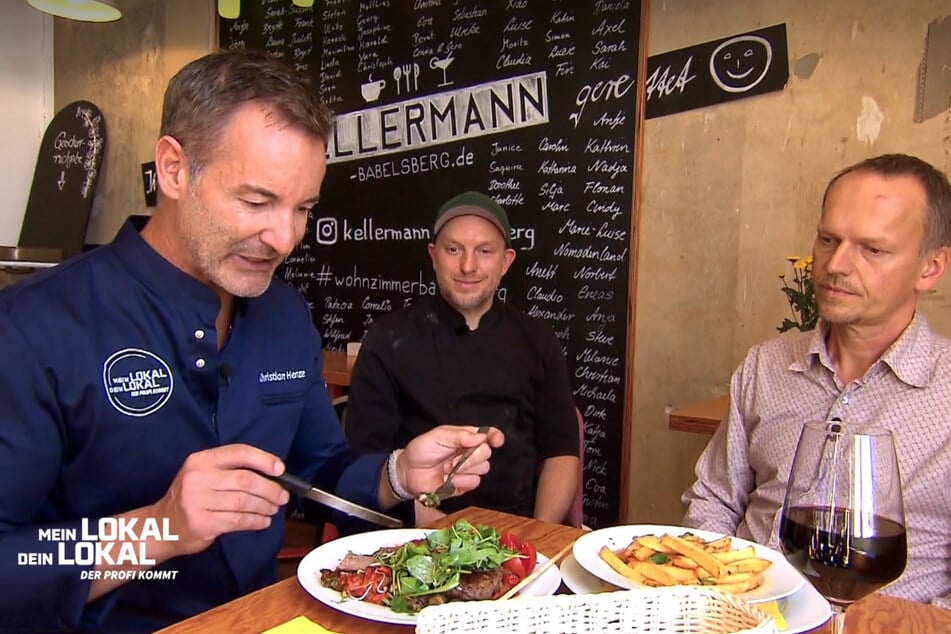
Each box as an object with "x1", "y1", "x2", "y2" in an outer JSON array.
[{"x1": 102, "y1": 348, "x2": 174, "y2": 417}]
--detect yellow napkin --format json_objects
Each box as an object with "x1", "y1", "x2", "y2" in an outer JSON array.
[
  {"x1": 756, "y1": 601, "x2": 788, "y2": 630},
  {"x1": 260, "y1": 615, "x2": 341, "y2": 634}
]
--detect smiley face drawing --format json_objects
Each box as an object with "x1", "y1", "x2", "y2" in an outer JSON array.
[{"x1": 710, "y1": 35, "x2": 773, "y2": 93}]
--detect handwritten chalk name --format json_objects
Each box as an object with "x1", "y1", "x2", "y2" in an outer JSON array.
[
  {"x1": 549, "y1": 44, "x2": 575, "y2": 60},
  {"x1": 493, "y1": 192, "x2": 525, "y2": 207},
  {"x1": 585, "y1": 138, "x2": 630, "y2": 154},
  {"x1": 585, "y1": 329, "x2": 616, "y2": 346},
  {"x1": 525, "y1": 261, "x2": 558, "y2": 280},
  {"x1": 559, "y1": 218, "x2": 592, "y2": 236},
  {"x1": 587, "y1": 305, "x2": 617, "y2": 324},
  {"x1": 453, "y1": 6, "x2": 486, "y2": 21},
  {"x1": 576, "y1": 347, "x2": 619, "y2": 366},
  {"x1": 491, "y1": 141, "x2": 523, "y2": 155},
  {"x1": 584, "y1": 180, "x2": 625, "y2": 194},
  {"x1": 542, "y1": 199, "x2": 571, "y2": 213},
  {"x1": 539, "y1": 159, "x2": 577, "y2": 175},
  {"x1": 594, "y1": 0, "x2": 630, "y2": 14},
  {"x1": 362, "y1": 296, "x2": 392, "y2": 311},
  {"x1": 526, "y1": 286, "x2": 563, "y2": 303},
  {"x1": 553, "y1": 243, "x2": 627, "y2": 262},
  {"x1": 574, "y1": 265, "x2": 618, "y2": 282},
  {"x1": 538, "y1": 137, "x2": 569, "y2": 152},
  {"x1": 527, "y1": 305, "x2": 575, "y2": 322},
  {"x1": 576, "y1": 382, "x2": 617, "y2": 403},
  {"x1": 587, "y1": 458, "x2": 609, "y2": 476},
  {"x1": 322, "y1": 313, "x2": 344, "y2": 327},
  {"x1": 488, "y1": 178, "x2": 521, "y2": 191},
  {"x1": 584, "y1": 420, "x2": 608, "y2": 445},
  {"x1": 539, "y1": 181, "x2": 564, "y2": 199},
  {"x1": 587, "y1": 199, "x2": 624, "y2": 220},
  {"x1": 497, "y1": 52, "x2": 532, "y2": 69},
  {"x1": 584, "y1": 405, "x2": 608, "y2": 423},
  {"x1": 579, "y1": 285, "x2": 615, "y2": 301},
  {"x1": 489, "y1": 161, "x2": 524, "y2": 176},
  {"x1": 501, "y1": 36, "x2": 528, "y2": 52},
  {"x1": 324, "y1": 297, "x2": 353, "y2": 310},
  {"x1": 588, "y1": 159, "x2": 629, "y2": 180},
  {"x1": 594, "y1": 110, "x2": 626, "y2": 130},
  {"x1": 504, "y1": 16, "x2": 532, "y2": 32},
  {"x1": 592, "y1": 18, "x2": 626, "y2": 36},
  {"x1": 575, "y1": 365, "x2": 622, "y2": 384}
]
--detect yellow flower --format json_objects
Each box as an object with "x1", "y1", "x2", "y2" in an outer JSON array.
[
  {"x1": 777, "y1": 255, "x2": 817, "y2": 333},
  {"x1": 793, "y1": 256, "x2": 812, "y2": 270}
]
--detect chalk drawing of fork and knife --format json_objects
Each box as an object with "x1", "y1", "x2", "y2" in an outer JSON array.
[{"x1": 393, "y1": 62, "x2": 420, "y2": 95}]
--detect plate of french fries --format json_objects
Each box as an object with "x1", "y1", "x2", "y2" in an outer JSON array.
[{"x1": 572, "y1": 524, "x2": 804, "y2": 604}]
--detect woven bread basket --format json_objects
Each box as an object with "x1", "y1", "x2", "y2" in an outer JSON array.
[{"x1": 415, "y1": 587, "x2": 776, "y2": 634}]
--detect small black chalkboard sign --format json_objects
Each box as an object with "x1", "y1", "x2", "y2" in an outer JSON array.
[
  {"x1": 18, "y1": 101, "x2": 106, "y2": 258},
  {"x1": 646, "y1": 24, "x2": 789, "y2": 119}
]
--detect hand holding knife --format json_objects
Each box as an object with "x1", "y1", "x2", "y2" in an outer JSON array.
[{"x1": 266, "y1": 471, "x2": 403, "y2": 528}]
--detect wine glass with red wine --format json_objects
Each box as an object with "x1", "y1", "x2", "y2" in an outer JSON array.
[{"x1": 779, "y1": 421, "x2": 907, "y2": 634}]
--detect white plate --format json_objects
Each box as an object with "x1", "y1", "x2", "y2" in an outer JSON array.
[
  {"x1": 572, "y1": 524, "x2": 804, "y2": 604},
  {"x1": 560, "y1": 552, "x2": 619, "y2": 595},
  {"x1": 561, "y1": 550, "x2": 830, "y2": 633},
  {"x1": 776, "y1": 582, "x2": 833, "y2": 634},
  {"x1": 297, "y1": 528, "x2": 562, "y2": 625}
]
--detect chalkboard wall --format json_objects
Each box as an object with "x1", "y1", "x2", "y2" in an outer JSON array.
[{"x1": 221, "y1": 0, "x2": 641, "y2": 529}]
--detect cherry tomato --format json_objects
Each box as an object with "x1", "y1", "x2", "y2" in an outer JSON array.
[{"x1": 499, "y1": 533, "x2": 538, "y2": 579}]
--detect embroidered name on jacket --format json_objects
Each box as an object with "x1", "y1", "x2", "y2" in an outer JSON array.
[
  {"x1": 102, "y1": 349, "x2": 175, "y2": 417},
  {"x1": 259, "y1": 369, "x2": 307, "y2": 383}
]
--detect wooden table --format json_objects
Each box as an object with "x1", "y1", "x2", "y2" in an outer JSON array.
[
  {"x1": 668, "y1": 394, "x2": 729, "y2": 434},
  {"x1": 157, "y1": 507, "x2": 951, "y2": 634},
  {"x1": 322, "y1": 350, "x2": 355, "y2": 388}
]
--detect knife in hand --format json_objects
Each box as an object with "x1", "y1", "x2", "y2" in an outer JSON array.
[{"x1": 267, "y1": 471, "x2": 403, "y2": 528}]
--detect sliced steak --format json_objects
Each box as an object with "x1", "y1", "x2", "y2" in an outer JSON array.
[
  {"x1": 444, "y1": 568, "x2": 504, "y2": 601},
  {"x1": 337, "y1": 552, "x2": 377, "y2": 571}
]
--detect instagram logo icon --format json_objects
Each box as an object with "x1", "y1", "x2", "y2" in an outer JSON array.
[{"x1": 315, "y1": 217, "x2": 338, "y2": 244}]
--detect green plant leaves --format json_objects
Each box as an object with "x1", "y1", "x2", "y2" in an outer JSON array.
[{"x1": 376, "y1": 519, "x2": 519, "y2": 612}]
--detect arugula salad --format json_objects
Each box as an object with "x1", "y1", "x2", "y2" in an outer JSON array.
[{"x1": 319, "y1": 519, "x2": 537, "y2": 614}]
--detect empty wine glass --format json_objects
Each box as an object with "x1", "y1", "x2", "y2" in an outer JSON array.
[{"x1": 779, "y1": 421, "x2": 907, "y2": 633}]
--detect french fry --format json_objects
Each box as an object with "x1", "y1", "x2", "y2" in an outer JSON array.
[
  {"x1": 726, "y1": 558, "x2": 772, "y2": 575},
  {"x1": 660, "y1": 535, "x2": 726, "y2": 577},
  {"x1": 635, "y1": 535, "x2": 675, "y2": 554},
  {"x1": 705, "y1": 536, "x2": 733, "y2": 552},
  {"x1": 670, "y1": 554, "x2": 699, "y2": 569},
  {"x1": 631, "y1": 561, "x2": 680, "y2": 586},
  {"x1": 599, "y1": 546, "x2": 646, "y2": 584},
  {"x1": 714, "y1": 545, "x2": 758, "y2": 564}
]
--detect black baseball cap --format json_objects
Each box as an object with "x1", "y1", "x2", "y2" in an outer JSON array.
[{"x1": 432, "y1": 191, "x2": 512, "y2": 247}]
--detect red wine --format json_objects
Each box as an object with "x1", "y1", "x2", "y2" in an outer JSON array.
[{"x1": 780, "y1": 505, "x2": 907, "y2": 606}]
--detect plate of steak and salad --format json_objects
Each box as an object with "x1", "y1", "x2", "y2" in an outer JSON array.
[{"x1": 297, "y1": 519, "x2": 561, "y2": 625}]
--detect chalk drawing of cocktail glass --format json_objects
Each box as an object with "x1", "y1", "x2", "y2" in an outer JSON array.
[{"x1": 430, "y1": 54, "x2": 455, "y2": 87}]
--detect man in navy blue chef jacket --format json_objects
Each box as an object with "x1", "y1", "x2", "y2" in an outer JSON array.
[{"x1": 0, "y1": 50, "x2": 503, "y2": 632}]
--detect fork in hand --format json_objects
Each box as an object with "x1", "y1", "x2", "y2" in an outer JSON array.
[{"x1": 417, "y1": 426, "x2": 491, "y2": 508}]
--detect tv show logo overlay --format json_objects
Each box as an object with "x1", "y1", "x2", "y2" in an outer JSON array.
[
  {"x1": 102, "y1": 348, "x2": 174, "y2": 418},
  {"x1": 18, "y1": 517, "x2": 180, "y2": 581}
]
